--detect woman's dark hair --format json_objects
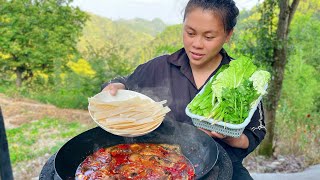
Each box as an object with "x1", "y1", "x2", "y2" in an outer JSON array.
[{"x1": 183, "y1": 0, "x2": 239, "y2": 33}]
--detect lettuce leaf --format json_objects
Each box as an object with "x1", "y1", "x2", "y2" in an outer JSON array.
[
  {"x1": 249, "y1": 70, "x2": 271, "y2": 95},
  {"x1": 211, "y1": 56, "x2": 257, "y2": 104}
]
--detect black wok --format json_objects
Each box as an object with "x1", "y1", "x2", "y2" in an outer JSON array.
[{"x1": 54, "y1": 120, "x2": 219, "y2": 179}]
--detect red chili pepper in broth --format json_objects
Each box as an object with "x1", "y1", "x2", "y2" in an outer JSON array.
[
  {"x1": 117, "y1": 144, "x2": 130, "y2": 149},
  {"x1": 158, "y1": 146, "x2": 169, "y2": 156},
  {"x1": 187, "y1": 168, "x2": 195, "y2": 179},
  {"x1": 98, "y1": 148, "x2": 105, "y2": 152},
  {"x1": 93, "y1": 148, "x2": 105, "y2": 157},
  {"x1": 177, "y1": 163, "x2": 187, "y2": 171},
  {"x1": 114, "y1": 154, "x2": 128, "y2": 166},
  {"x1": 165, "y1": 167, "x2": 178, "y2": 175}
]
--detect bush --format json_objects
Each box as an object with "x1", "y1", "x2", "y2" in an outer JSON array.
[{"x1": 276, "y1": 56, "x2": 320, "y2": 163}]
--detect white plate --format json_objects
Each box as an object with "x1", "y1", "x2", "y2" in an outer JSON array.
[{"x1": 88, "y1": 90, "x2": 163, "y2": 137}]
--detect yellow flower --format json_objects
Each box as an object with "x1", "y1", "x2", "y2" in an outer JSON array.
[
  {"x1": 0, "y1": 52, "x2": 11, "y2": 60},
  {"x1": 67, "y1": 58, "x2": 96, "y2": 77}
]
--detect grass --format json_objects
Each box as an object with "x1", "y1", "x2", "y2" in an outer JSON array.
[
  {"x1": 275, "y1": 117, "x2": 320, "y2": 165},
  {"x1": 6, "y1": 118, "x2": 90, "y2": 165},
  {"x1": 29, "y1": 88, "x2": 90, "y2": 109},
  {"x1": 0, "y1": 83, "x2": 94, "y2": 109}
]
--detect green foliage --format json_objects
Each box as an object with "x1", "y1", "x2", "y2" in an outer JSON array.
[
  {"x1": 230, "y1": 0, "x2": 278, "y2": 69},
  {"x1": 278, "y1": 0, "x2": 320, "y2": 124},
  {"x1": 276, "y1": 56, "x2": 319, "y2": 159},
  {"x1": 280, "y1": 59, "x2": 318, "y2": 126},
  {"x1": 76, "y1": 13, "x2": 161, "y2": 88},
  {"x1": 7, "y1": 118, "x2": 89, "y2": 164},
  {"x1": 139, "y1": 24, "x2": 183, "y2": 62},
  {"x1": 77, "y1": 13, "x2": 156, "y2": 61},
  {"x1": 255, "y1": 0, "x2": 277, "y2": 68},
  {"x1": 228, "y1": 9, "x2": 259, "y2": 58},
  {"x1": 275, "y1": 5, "x2": 320, "y2": 158},
  {"x1": 84, "y1": 43, "x2": 139, "y2": 86},
  {"x1": 115, "y1": 18, "x2": 166, "y2": 36},
  {"x1": 24, "y1": 68, "x2": 101, "y2": 109},
  {"x1": 0, "y1": 0, "x2": 88, "y2": 86},
  {"x1": 289, "y1": 13, "x2": 320, "y2": 72}
]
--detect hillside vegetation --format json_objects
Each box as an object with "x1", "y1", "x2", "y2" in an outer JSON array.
[{"x1": 0, "y1": 0, "x2": 319, "y2": 175}]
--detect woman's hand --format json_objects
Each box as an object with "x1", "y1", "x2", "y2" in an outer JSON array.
[
  {"x1": 199, "y1": 128, "x2": 249, "y2": 149},
  {"x1": 102, "y1": 83, "x2": 125, "y2": 96}
]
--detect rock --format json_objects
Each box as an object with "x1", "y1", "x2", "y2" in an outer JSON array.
[{"x1": 244, "y1": 154, "x2": 307, "y2": 173}]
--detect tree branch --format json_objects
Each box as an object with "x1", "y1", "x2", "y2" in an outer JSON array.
[{"x1": 288, "y1": 0, "x2": 300, "y2": 27}]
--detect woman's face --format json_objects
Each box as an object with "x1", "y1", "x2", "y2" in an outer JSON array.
[{"x1": 183, "y1": 8, "x2": 233, "y2": 68}]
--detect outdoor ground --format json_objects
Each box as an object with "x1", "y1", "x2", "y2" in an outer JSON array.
[
  {"x1": 0, "y1": 93, "x2": 311, "y2": 179},
  {"x1": 0, "y1": 93, "x2": 95, "y2": 179},
  {"x1": 0, "y1": 93, "x2": 93, "y2": 129}
]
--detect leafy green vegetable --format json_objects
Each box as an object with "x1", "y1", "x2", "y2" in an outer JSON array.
[
  {"x1": 249, "y1": 70, "x2": 271, "y2": 95},
  {"x1": 188, "y1": 64, "x2": 229, "y2": 117},
  {"x1": 188, "y1": 57, "x2": 270, "y2": 124},
  {"x1": 211, "y1": 56, "x2": 257, "y2": 104},
  {"x1": 215, "y1": 80, "x2": 259, "y2": 123}
]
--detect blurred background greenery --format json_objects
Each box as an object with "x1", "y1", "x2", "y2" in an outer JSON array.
[{"x1": 0, "y1": 0, "x2": 319, "y2": 177}]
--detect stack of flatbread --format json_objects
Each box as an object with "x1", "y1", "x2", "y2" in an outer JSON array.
[{"x1": 88, "y1": 90, "x2": 171, "y2": 137}]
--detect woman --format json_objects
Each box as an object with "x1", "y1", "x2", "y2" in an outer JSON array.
[{"x1": 102, "y1": 0, "x2": 266, "y2": 179}]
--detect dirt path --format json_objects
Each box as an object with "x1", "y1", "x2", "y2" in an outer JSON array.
[
  {"x1": 0, "y1": 93, "x2": 94, "y2": 129},
  {"x1": 0, "y1": 93, "x2": 96, "y2": 180},
  {"x1": 251, "y1": 164, "x2": 320, "y2": 180}
]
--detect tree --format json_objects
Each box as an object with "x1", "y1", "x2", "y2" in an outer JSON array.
[
  {"x1": 258, "y1": 0, "x2": 300, "y2": 156},
  {"x1": 139, "y1": 24, "x2": 183, "y2": 62},
  {"x1": 0, "y1": 0, "x2": 87, "y2": 87}
]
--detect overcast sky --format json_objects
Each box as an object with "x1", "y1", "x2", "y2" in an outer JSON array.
[{"x1": 72, "y1": 0, "x2": 261, "y2": 24}]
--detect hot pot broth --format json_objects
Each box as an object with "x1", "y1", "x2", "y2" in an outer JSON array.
[
  {"x1": 75, "y1": 143, "x2": 195, "y2": 180},
  {"x1": 54, "y1": 121, "x2": 218, "y2": 180}
]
